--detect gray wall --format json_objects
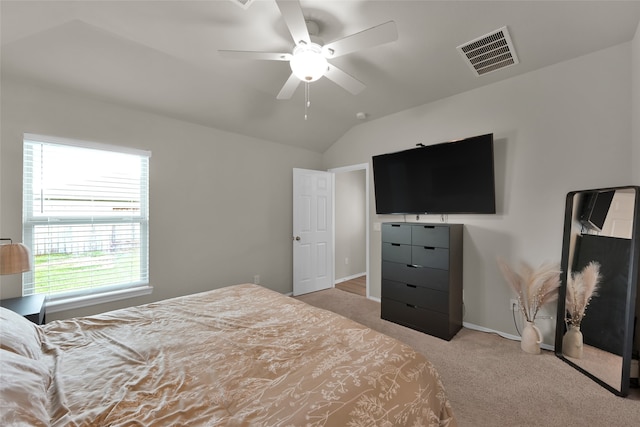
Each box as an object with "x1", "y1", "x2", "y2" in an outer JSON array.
[
  {"x1": 634, "y1": 20, "x2": 640, "y2": 183},
  {"x1": 323, "y1": 42, "x2": 636, "y2": 345},
  {"x1": 0, "y1": 77, "x2": 323, "y2": 320},
  {"x1": 632, "y1": 20, "x2": 640, "y2": 356},
  {"x1": 334, "y1": 169, "x2": 366, "y2": 280}
]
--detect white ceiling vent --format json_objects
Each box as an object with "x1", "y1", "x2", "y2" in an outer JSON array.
[
  {"x1": 457, "y1": 26, "x2": 519, "y2": 76},
  {"x1": 229, "y1": 0, "x2": 255, "y2": 10}
]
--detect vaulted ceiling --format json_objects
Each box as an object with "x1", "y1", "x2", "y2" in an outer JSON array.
[{"x1": 2, "y1": 1, "x2": 640, "y2": 153}]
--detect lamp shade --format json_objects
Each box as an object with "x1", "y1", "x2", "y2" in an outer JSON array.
[
  {"x1": 290, "y1": 43, "x2": 328, "y2": 82},
  {"x1": 0, "y1": 242, "x2": 32, "y2": 275}
]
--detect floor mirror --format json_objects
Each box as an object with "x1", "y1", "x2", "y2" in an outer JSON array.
[{"x1": 555, "y1": 186, "x2": 640, "y2": 397}]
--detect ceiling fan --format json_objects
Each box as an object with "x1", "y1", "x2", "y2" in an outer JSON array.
[{"x1": 219, "y1": 0, "x2": 398, "y2": 100}]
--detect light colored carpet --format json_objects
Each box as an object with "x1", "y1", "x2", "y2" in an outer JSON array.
[{"x1": 295, "y1": 288, "x2": 640, "y2": 426}]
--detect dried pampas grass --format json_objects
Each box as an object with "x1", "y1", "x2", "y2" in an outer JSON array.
[
  {"x1": 498, "y1": 257, "x2": 562, "y2": 323},
  {"x1": 565, "y1": 261, "x2": 601, "y2": 327}
]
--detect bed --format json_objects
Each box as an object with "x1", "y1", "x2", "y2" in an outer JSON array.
[{"x1": 1, "y1": 283, "x2": 457, "y2": 426}]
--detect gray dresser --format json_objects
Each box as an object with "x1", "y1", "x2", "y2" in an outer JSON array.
[{"x1": 381, "y1": 222, "x2": 463, "y2": 340}]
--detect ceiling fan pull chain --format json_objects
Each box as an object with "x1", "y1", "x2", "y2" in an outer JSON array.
[{"x1": 304, "y1": 81, "x2": 310, "y2": 120}]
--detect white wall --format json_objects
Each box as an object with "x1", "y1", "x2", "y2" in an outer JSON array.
[
  {"x1": 634, "y1": 20, "x2": 640, "y2": 184},
  {"x1": 0, "y1": 76, "x2": 323, "y2": 320},
  {"x1": 323, "y1": 43, "x2": 633, "y2": 345},
  {"x1": 632, "y1": 19, "x2": 640, "y2": 356},
  {"x1": 334, "y1": 169, "x2": 366, "y2": 280}
]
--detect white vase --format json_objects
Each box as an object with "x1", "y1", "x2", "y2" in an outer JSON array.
[
  {"x1": 521, "y1": 321, "x2": 542, "y2": 354},
  {"x1": 562, "y1": 325, "x2": 583, "y2": 359}
]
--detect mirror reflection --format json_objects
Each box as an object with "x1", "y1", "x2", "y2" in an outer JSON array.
[{"x1": 556, "y1": 187, "x2": 639, "y2": 396}]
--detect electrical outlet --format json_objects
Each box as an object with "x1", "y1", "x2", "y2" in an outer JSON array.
[
  {"x1": 253, "y1": 275, "x2": 260, "y2": 285},
  {"x1": 345, "y1": 257, "x2": 349, "y2": 265},
  {"x1": 510, "y1": 298, "x2": 519, "y2": 312}
]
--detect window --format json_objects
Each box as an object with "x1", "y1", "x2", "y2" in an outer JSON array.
[{"x1": 22, "y1": 134, "x2": 151, "y2": 311}]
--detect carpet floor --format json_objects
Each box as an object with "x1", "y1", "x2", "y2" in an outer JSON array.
[{"x1": 295, "y1": 288, "x2": 640, "y2": 426}]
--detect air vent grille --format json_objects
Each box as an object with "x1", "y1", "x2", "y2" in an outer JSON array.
[{"x1": 457, "y1": 26, "x2": 519, "y2": 76}]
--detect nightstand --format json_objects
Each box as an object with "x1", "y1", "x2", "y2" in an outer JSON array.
[{"x1": 0, "y1": 294, "x2": 46, "y2": 325}]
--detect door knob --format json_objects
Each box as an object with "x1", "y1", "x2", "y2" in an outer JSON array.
[{"x1": 294, "y1": 236, "x2": 301, "y2": 241}]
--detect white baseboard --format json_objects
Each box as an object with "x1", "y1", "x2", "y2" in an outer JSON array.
[
  {"x1": 334, "y1": 273, "x2": 366, "y2": 284},
  {"x1": 289, "y1": 289, "x2": 555, "y2": 350},
  {"x1": 463, "y1": 321, "x2": 555, "y2": 351}
]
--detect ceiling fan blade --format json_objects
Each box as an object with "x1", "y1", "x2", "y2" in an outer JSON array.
[
  {"x1": 324, "y1": 64, "x2": 366, "y2": 95},
  {"x1": 275, "y1": 0, "x2": 310, "y2": 45},
  {"x1": 219, "y1": 50, "x2": 292, "y2": 61},
  {"x1": 322, "y1": 21, "x2": 398, "y2": 58},
  {"x1": 277, "y1": 73, "x2": 301, "y2": 100}
]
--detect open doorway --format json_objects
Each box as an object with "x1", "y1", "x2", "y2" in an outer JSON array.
[{"x1": 330, "y1": 164, "x2": 369, "y2": 298}]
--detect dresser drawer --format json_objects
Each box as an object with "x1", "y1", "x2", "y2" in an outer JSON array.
[
  {"x1": 382, "y1": 261, "x2": 449, "y2": 291},
  {"x1": 382, "y1": 223, "x2": 411, "y2": 244},
  {"x1": 381, "y1": 298, "x2": 451, "y2": 340},
  {"x1": 382, "y1": 243, "x2": 411, "y2": 264},
  {"x1": 412, "y1": 225, "x2": 450, "y2": 248},
  {"x1": 412, "y1": 246, "x2": 449, "y2": 270},
  {"x1": 382, "y1": 279, "x2": 449, "y2": 314}
]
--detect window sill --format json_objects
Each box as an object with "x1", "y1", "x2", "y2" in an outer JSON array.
[{"x1": 45, "y1": 286, "x2": 153, "y2": 314}]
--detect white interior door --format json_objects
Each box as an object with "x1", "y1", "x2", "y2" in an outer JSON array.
[
  {"x1": 601, "y1": 189, "x2": 635, "y2": 239},
  {"x1": 293, "y1": 168, "x2": 334, "y2": 296}
]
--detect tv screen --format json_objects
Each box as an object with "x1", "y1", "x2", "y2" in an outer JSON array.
[{"x1": 372, "y1": 133, "x2": 496, "y2": 214}]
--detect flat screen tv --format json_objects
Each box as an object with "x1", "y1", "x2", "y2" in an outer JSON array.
[{"x1": 372, "y1": 133, "x2": 496, "y2": 214}]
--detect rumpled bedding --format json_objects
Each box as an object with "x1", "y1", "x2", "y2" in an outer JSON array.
[{"x1": 35, "y1": 284, "x2": 457, "y2": 426}]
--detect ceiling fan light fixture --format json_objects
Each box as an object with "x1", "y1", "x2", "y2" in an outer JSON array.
[{"x1": 290, "y1": 43, "x2": 328, "y2": 82}]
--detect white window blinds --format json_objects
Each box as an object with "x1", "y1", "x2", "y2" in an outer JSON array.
[{"x1": 22, "y1": 134, "x2": 150, "y2": 301}]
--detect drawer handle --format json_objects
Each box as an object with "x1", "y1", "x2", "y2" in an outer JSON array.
[
  {"x1": 406, "y1": 284, "x2": 417, "y2": 288},
  {"x1": 423, "y1": 246, "x2": 435, "y2": 250},
  {"x1": 407, "y1": 264, "x2": 420, "y2": 269},
  {"x1": 423, "y1": 226, "x2": 435, "y2": 229},
  {"x1": 406, "y1": 303, "x2": 417, "y2": 309},
  {"x1": 391, "y1": 243, "x2": 401, "y2": 247},
  {"x1": 391, "y1": 224, "x2": 401, "y2": 227}
]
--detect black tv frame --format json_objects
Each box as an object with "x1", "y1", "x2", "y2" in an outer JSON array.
[{"x1": 372, "y1": 133, "x2": 496, "y2": 215}]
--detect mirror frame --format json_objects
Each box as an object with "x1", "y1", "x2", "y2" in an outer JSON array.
[{"x1": 555, "y1": 185, "x2": 640, "y2": 397}]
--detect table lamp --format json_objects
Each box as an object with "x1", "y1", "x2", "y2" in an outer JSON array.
[{"x1": 0, "y1": 238, "x2": 32, "y2": 275}]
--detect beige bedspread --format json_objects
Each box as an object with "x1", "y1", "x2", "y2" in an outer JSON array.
[{"x1": 40, "y1": 284, "x2": 456, "y2": 426}]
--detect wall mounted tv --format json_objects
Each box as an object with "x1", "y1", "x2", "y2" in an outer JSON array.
[{"x1": 372, "y1": 133, "x2": 496, "y2": 214}]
